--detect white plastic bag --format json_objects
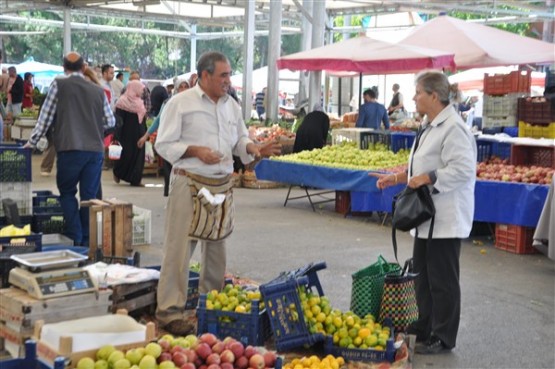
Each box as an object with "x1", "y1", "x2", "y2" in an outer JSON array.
[{"x1": 145, "y1": 141, "x2": 155, "y2": 163}]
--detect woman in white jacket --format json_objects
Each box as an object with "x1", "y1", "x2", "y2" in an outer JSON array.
[{"x1": 376, "y1": 71, "x2": 477, "y2": 354}]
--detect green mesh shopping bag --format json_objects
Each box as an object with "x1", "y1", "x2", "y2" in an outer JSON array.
[{"x1": 350, "y1": 255, "x2": 402, "y2": 319}]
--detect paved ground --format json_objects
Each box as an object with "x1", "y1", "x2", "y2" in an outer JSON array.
[{"x1": 29, "y1": 154, "x2": 555, "y2": 369}]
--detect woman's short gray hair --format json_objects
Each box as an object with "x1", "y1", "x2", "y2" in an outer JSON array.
[
  {"x1": 196, "y1": 51, "x2": 230, "y2": 78},
  {"x1": 415, "y1": 71, "x2": 450, "y2": 106}
]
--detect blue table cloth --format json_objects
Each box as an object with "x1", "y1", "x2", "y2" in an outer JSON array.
[
  {"x1": 255, "y1": 159, "x2": 381, "y2": 192},
  {"x1": 254, "y1": 159, "x2": 549, "y2": 227}
]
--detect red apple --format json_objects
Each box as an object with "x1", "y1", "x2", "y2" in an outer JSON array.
[
  {"x1": 200, "y1": 333, "x2": 219, "y2": 347},
  {"x1": 181, "y1": 363, "x2": 196, "y2": 369},
  {"x1": 211, "y1": 342, "x2": 225, "y2": 355},
  {"x1": 196, "y1": 343, "x2": 212, "y2": 360},
  {"x1": 263, "y1": 352, "x2": 276, "y2": 368},
  {"x1": 184, "y1": 349, "x2": 197, "y2": 364},
  {"x1": 159, "y1": 352, "x2": 173, "y2": 363},
  {"x1": 221, "y1": 363, "x2": 233, "y2": 369},
  {"x1": 219, "y1": 350, "x2": 234, "y2": 364},
  {"x1": 249, "y1": 354, "x2": 265, "y2": 369},
  {"x1": 244, "y1": 346, "x2": 257, "y2": 359},
  {"x1": 229, "y1": 342, "x2": 244, "y2": 359},
  {"x1": 206, "y1": 353, "x2": 221, "y2": 366},
  {"x1": 235, "y1": 356, "x2": 249, "y2": 369},
  {"x1": 173, "y1": 352, "x2": 188, "y2": 367},
  {"x1": 207, "y1": 364, "x2": 221, "y2": 369}
]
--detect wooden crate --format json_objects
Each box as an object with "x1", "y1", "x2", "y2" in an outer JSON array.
[
  {"x1": 82, "y1": 199, "x2": 133, "y2": 259},
  {"x1": 36, "y1": 310, "x2": 156, "y2": 369},
  {"x1": 0, "y1": 288, "x2": 112, "y2": 358},
  {"x1": 110, "y1": 280, "x2": 158, "y2": 316}
]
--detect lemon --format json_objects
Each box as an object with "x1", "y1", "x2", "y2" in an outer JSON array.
[{"x1": 235, "y1": 305, "x2": 246, "y2": 313}]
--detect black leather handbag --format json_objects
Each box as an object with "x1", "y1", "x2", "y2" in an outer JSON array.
[{"x1": 392, "y1": 186, "x2": 435, "y2": 232}]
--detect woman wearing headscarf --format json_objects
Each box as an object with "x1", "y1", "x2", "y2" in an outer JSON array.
[
  {"x1": 113, "y1": 80, "x2": 147, "y2": 186},
  {"x1": 292, "y1": 103, "x2": 330, "y2": 153}
]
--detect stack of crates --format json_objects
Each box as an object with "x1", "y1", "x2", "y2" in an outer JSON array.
[
  {"x1": 482, "y1": 71, "x2": 531, "y2": 132},
  {"x1": 0, "y1": 144, "x2": 33, "y2": 218},
  {"x1": 517, "y1": 96, "x2": 555, "y2": 139},
  {"x1": 331, "y1": 128, "x2": 374, "y2": 149},
  {"x1": 31, "y1": 191, "x2": 64, "y2": 235}
]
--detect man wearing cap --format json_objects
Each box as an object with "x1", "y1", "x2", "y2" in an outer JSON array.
[
  {"x1": 7, "y1": 66, "x2": 24, "y2": 116},
  {"x1": 25, "y1": 51, "x2": 115, "y2": 246},
  {"x1": 22, "y1": 72, "x2": 34, "y2": 109}
]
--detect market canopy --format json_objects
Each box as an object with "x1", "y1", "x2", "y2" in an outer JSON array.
[
  {"x1": 401, "y1": 15, "x2": 555, "y2": 69},
  {"x1": 276, "y1": 35, "x2": 455, "y2": 74},
  {"x1": 15, "y1": 58, "x2": 63, "y2": 75}
]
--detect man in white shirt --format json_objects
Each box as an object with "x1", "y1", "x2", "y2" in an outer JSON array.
[
  {"x1": 110, "y1": 71, "x2": 124, "y2": 104},
  {"x1": 101, "y1": 64, "x2": 115, "y2": 110},
  {"x1": 154, "y1": 51, "x2": 280, "y2": 336}
]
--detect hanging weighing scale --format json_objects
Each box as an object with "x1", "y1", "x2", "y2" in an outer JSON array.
[{"x1": 9, "y1": 250, "x2": 97, "y2": 300}]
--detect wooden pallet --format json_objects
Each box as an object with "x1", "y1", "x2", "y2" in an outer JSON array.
[{"x1": 82, "y1": 199, "x2": 133, "y2": 259}]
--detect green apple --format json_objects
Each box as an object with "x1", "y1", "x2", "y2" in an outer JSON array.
[
  {"x1": 113, "y1": 358, "x2": 132, "y2": 369},
  {"x1": 125, "y1": 348, "x2": 144, "y2": 365},
  {"x1": 96, "y1": 345, "x2": 116, "y2": 361},
  {"x1": 94, "y1": 359, "x2": 108, "y2": 369},
  {"x1": 108, "y1": 350, "x2": 125, "y2": 366},
  {"x1": 76, "y1": 357, "x2": 95, "y2": 369},
  {"x1": 144, "y1": 342, "x2": 162, "y2": 358},
  {"x1": 138, "y1": 355, "x2": 157, "y2": 369}
]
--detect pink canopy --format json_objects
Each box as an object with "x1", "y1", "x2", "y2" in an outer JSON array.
[
  {"x1": 276, "y1": 36, "x2": 455, "y2": 74},
  {"x1": 401, "y1": 15, "x2": 555, "y2": 69}
]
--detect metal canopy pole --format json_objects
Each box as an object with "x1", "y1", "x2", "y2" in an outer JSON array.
[
  {"x1": 266, "y1": 0, "x2": 282, "y2": 123},
  {"x1": 308, "y1": 0, "x2": 325, "y2": 113},
  {"x1": 190, "y1": 24, "x2": 197, "y2": 73},
  {"x1": 63, "y1": 8, "x2": 71, "y2": 54},
  {"x1": 241, "y1": 0, "x2": 255, "y2": 122}
]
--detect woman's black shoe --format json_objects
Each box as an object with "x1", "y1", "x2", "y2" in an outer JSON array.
[{"x1": 415, "y1": 336, "x2": 452, "y2": 355}]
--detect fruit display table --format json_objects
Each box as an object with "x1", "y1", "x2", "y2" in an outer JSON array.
[{"x1": 255, "y1": 159, "x2": 550, "y2": 227}]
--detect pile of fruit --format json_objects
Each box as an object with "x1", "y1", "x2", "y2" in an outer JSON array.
[
  {"x1": 76, "y1": 333, "x2": 279, "y2": 369},
  {"x1": 272, "y1": 143, "x2": 409, "y2": 171},
  {"x1": 205, "y1": 284, "x2": 264, "y2": 313},
  {"x1": 295, "y1": 287, "x2": 391, "y2": 351},
  {"x1": 252, "y1": 125, "x2": 295, "y2": 143},
  {"x1": 19, "y1": 107, "x2": 39, "y2": 119},
  {"x1": 283, "y1": 355, "x2": 344, "y2": 369},
  {"x1": 476, "y1": 157, "x2": 554, "y2": 184}
]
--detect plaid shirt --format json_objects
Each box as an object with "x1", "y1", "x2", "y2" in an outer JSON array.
[{"x1": 29, "y1": 72, "x2": 115, "y2": 146}]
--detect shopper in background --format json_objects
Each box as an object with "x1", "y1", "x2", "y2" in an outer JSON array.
[
  {"x1": 25, "y1": 51, "x2": 115, "y2": 246},
  {"x1": 355, "y1": 88, "x2": 390, "y2": 130},
  {"x1": 22, "y1": 72, "x2": 34, "y2": 109},
  {"x1": 154, "y1": 51, "x2": 281, "y2": 336},
  {"x1": 255, "y1": 87, "x2": 266, "y2": 120},
  {"x1": 113, "y1": 80, "x2": 147, "y2": 187},
  {"x1": 293, "y1": 103, "x2": 330, "y2": 153},
  {"x1": 150, "y1": 84, "x2": 169, "y2": 117},
  {"x1": 375, "y1": 70, "x2": 477, "y2": 355},
  {"x1": 100, "y1": 64, "x2": 115, "y2": 110},
  {"x1": 387, "y1": 83, "x2": 404, "y2": 116},
  {"x1": 138, "y1": 79, "x2": 190, "y2": 196},
  {"x1": 129, "y1": 70, "x2": 152, "y2": 115},
  {"x1": 111, "y1": 71, "x2": 125, "y2": 104},
  {"x1": 7, "y1": 66, "x2": 23, "y2": 117}
]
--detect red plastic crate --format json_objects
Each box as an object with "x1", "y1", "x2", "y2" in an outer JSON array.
[
  {"x1": 510, "y1": 145, "x2": 555, "y2": 168},
  {"x1": 483, "y1": 71, "x2": 531, "y2": 95},
  {"x1": 495, "y1": 223, "x2": 537, "y2": 254},
  {"x1": 335, "y1": 191, "x2": 350, "y2": 215},
  {"x1": 517, "y1": 97, "x2": 555, "y2": 124}
]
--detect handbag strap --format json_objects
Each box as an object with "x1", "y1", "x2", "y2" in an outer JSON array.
[{"x1": 392, "y1": 212, "x2": 434, "y2": 265}]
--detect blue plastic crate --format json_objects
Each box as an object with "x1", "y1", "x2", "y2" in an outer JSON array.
[
  {"x1": 196, "y1": 295, "x2": 272, "y2": 346},
  {"x1": 482, "y1": 127, "x2": 504, "y2": 135},
  {"x1": 0, "y1": 232, "x2": 42, "y2": 259},
  {"x1": 260, "y1": 262, "x2": 327, "y2": 352},
  {"x1": 32, "y1": 213, "x2": 65, "y2": 234},
  {"x1": 0, "y1": 215, "x2": 33, "y2": 227},
  {"x1": 492, "y1": 141, "x2": 512, "y2": 160},
  {"x1": 0, "y1": 144, "x2": 32, "y2": 182},
  {"x1": 503, "y1": 126, "x2": 519, "y2": 137},
  {"x1": 186, "y1": 270, "x2": 200, "y2": 309},
  {"x1": 390, "y1": 132, "x2": 416, "y2": 153},
  {"x1": 476, "y1": 139, "x2": 493, "y2": 162},
  {"x1": 146, "y1": 266, "x2": 200, "y2": 310},
  {"x1": 1, "y1": 340, "x2": 65, "y2": 369},
  {"x1": 323, "y1": 320, "x2": 396, "y2": 363},
  {"x1": 32, "y1": 192, "x2": 62, "y2": 214}
]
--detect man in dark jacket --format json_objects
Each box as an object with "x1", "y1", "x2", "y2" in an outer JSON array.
[
  {"x1": 7, "y1": 66, "x2": 24, "y2": 116},
  {"x1": 293, "y1": 104, "x2": 330, "y2": 153}
]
